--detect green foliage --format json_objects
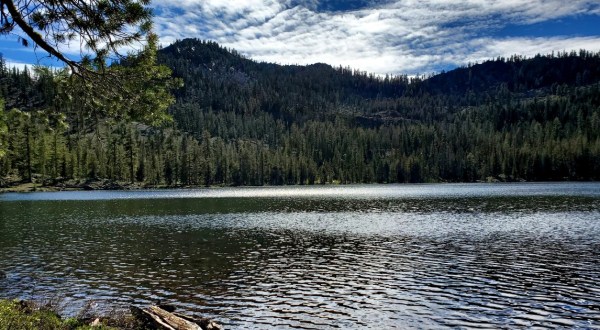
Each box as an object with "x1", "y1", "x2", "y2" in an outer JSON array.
[
  {"x1": 0, "y1": 299, "x2": 62, "y2": 330},
  {"x1": 55, "y1": 34, "x2": 181, "y2": 127},
  {"x1": 0, "y1": 0, "x2": 173, "y2": 127},
  {"x1": 0, "y1": 299, "x2": 120, "y2": 330},
  {"x1": 0, "y1": 0, "x2": 152, "y2": 76}
]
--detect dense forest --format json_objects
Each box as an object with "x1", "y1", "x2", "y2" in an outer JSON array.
[{"x1": 1, "y1": 39, "x2": 600, "y2": 187}]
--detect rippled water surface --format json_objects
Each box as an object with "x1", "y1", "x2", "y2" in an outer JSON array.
[{"x1": 1, "y1": 183, "x2": 599, "y2": 328}]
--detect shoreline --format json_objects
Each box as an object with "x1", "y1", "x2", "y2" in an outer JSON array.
[
  {"x1": 1, "y1": 177, "x2": 596, "y2": 194},
  {"x1": 0, "y1": 299, "x2": 222, "y2": 330},
  {"x1": 0, "y1": 179, "x2": 219, "y2": 193},
  {"x1": 0, "y1": 299, "x2": 131, "y2": 329}
]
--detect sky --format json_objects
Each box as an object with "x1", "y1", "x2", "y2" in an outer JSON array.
[{"x1": 1, "y1": 0, "x2": 600, "y2": 75}]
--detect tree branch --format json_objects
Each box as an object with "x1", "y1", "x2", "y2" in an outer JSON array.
[{"x1": 3, "y1": 0, "x2": 81, "y2": 74}]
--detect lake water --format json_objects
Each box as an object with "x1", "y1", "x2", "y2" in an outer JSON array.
[{"x1": 1, "y1": 183, "x2": 599, "y2": 328}]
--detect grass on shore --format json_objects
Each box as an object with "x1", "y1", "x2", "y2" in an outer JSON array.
[{"x1": 0, "y1": 299, "x2": 118, "y2": 330}]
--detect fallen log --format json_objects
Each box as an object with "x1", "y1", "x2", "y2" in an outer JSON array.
[
  {"x1": 172, "y1": 312, "x2": 223, "y2": 330},
  {"x1": 131, "y1": 305, "x2": 223, "y2": 330}
]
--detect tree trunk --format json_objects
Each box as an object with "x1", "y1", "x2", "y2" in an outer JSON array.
[{"x1": 25, "y1": 124, "x2": 32, "y2": 182}]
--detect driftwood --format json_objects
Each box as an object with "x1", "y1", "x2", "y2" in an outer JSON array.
[{"x1": 131, "y1": 305, "x2": 223, "y2": 330}]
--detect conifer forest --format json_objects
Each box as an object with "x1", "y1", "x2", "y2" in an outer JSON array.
[{"x1": 1, "y1": 40, "x2": 600, "y2": 187}]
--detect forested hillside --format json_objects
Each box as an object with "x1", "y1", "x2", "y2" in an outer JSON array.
[{"x1": 1, "y1": 39, "x2": 600, "y2": 187}]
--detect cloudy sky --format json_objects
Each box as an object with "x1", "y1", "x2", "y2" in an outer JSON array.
[{"x1": 2, "y1": 0, "x2": 600, "y2": 75}]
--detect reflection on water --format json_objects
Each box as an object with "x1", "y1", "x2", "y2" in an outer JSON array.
[{"x1": 0, "y1": 183, "x2": 599, "y2": 328}]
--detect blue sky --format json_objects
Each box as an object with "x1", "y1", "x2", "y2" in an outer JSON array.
[{"x1": 1, "y1": 0, "x2": 600, "y2": 75}]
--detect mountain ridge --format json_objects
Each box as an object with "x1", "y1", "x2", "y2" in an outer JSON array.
[{"x1": 159, "y1": 38, "x2": 600, "y2": 100}]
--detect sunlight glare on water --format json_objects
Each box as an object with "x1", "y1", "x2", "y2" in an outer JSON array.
[{"x1": 2, "y1": 182, "x2": 600, "y2": 201}]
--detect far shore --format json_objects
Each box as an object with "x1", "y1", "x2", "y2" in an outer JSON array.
[
  {"x1": 0, "y1": 178, "x2": 248, "y2": 193},
  {"x1": 0, "y1": 176, "x2": 593, "y2": 194},
  {"x1": 0, "y1": 180, "x2": 191, "y2": 193}
]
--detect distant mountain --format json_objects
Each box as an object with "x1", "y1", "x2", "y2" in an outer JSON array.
[
  {"x1": 422, "y1": 51, "x2": 600, "y2": 95},
  {"x1": 158, "y1": 39, "x2": 600, "y2": 123},
  {"x1": 158, "y1": 39, "x2": 411, "y2": 117},
  {"x1": 152, "y1": 39, "x2": 600, "y2": 184},
  {"x1": 1, "y1": 39, "x2": 599, "y2": 188}
]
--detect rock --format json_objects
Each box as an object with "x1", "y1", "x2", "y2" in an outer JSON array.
[
  {"x1": 200, "y1": 319, "x2": 224, "y2": 330},
  {"x1": 91, "y1": 318, "x2": 101, "y2": 327}
]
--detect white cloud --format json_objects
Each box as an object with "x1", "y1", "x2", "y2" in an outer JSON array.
[
  {"x1": 4, "y1": 60, "x2": 31, "y2": 71},
  {"x1": 473, "y1": 36, "x2": 600, "y2": 61},
  {"x1": 4, "y1": 0, "x2": 589, "y2": 76},
  {"x1": 5, "y1": 0, "x2": 599, "y2": 74},
  {"x1": 3, "y1": 58, "x2": 64, "y2": 72}
]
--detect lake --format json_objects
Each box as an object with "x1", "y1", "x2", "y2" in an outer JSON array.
[{"x1": 1, "y1": 183, "x2": 599, "y2": 328}]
